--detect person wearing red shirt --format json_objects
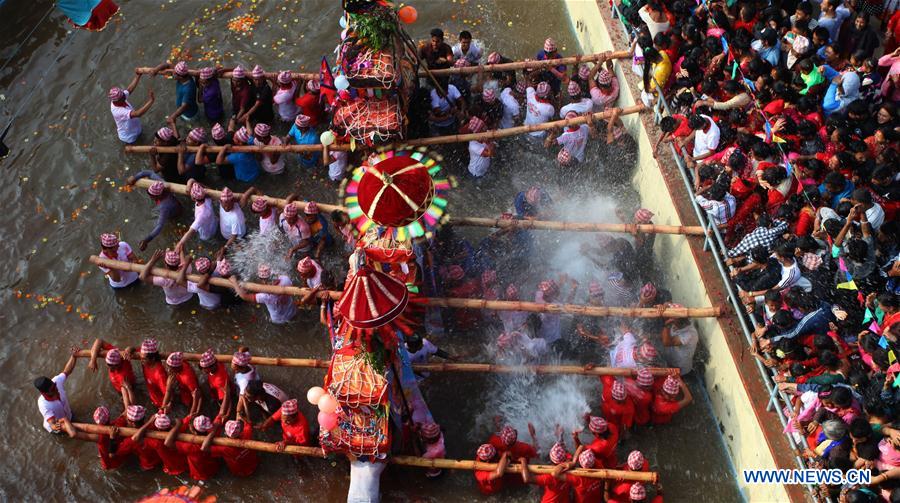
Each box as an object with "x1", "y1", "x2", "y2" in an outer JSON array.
[
  {"x1": 162, "y1": 351, "x2": 201, "y2": 410},
  {"x1": 173, "y1": 415, "x2": 221, "y2": 480},
  {"x1": 87, "y1": 339, "x2": 135, "y2": 404},
  {"x1": 630, "y1": 368, "x2": 656, "y2": 426},
  {"x1": 125, "y1": 338, "x2": 167, "y2": 408},
  {"x1": 607, "y1": 450, "x2": 651, "y2": 502},
  {"x1": 133, "y1": 413, "x2": 188, "y2": 476},
  {"x1": 488, "y1": 424, "x2": 539, "y2": 460},
  {"x1": 565, "y1": 449, "x2": 604, "y2": 503},
  {"x1": 473, "y1": 444, "x2": 508, "y2": 495},
  {"x1": 602, "y1": 378, "x2": 635, "y2": 431},
  {"x1": 521, "y1": 441, "x2": 573, "y2": 503},
  {"x1": 198, "y1": 348, "x2": 233, "y2": 405},
  {"x1": 91, "y1": 406, "x2": 133, "y2": 470},
  {"x1": 211, "y1": 416, "x2": 259, "y2": 477},
  {"x1": 651, "y1": 375, "x2": 693, "y2": 425},
  {"x1": 574, "y1": 415, "x2": 619, "y2": 468},
  {"x1": 117, "y1": 405, "x2": 161, "y2": 470},
  {"x1": 262, "y1": 399, "x2": 310, "y2": 450},
  {"x1": 294, "y1": 80, "x2": 324, "y2": 127}
]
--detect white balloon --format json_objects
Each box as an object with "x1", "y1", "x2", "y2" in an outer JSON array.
[
  {"x1": 339, "y1": 16, "x2": 347, "y2": 29},
  {"x1": 320, "y1": 131, "x2": 336, "y2": 146},
  {"x1": 335, "y1": 75, "x2": 350, "y2": 91}
]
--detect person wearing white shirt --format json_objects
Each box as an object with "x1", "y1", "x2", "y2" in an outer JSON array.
[
  {"x1": 241, "y1": 187, "x2": 279, "y2": 235},
  {"x1": 638, "y1": 2, "x2": 670, "y2": 39},
  {"x1": 850, "y1": 188, "x2": 885, "y2": 231},
  {"x1": 97, "y1": 234, "x2": 140, "y2": 288},
  {"x1": 35, "y1": 352, "x2": 77, "y2": 435},
  {"x1": 428, "y1": 83, "x2": 463, "y2": 136},
  {"x1": 548, "y1": 111, "x2": 594, "y2": 163},
  {"x1": 559, "y1": 81, "x2": 594, "y2": 118},
  {"x1": 140, "y1": 249, "x2": 195, "y2": 306},
  {"x1": 176, "y1": 180, "x2": 219, "y2": 252},
  {"x1": 217, "y1": 187, "x2": 247, "y2": 245},
  {"x1": 329, "y1": 150, "x2": 349, "y2": 182},
  {"x1": 108, "y1": 73, "x2": 156, "y2": 144},
  {"x1": 524, "y1": 82, "x2": 555, "y2": 138},
  {"x1": 451, "y1": 30, "x2": 482, "y2": 65},
  {"x1": 688, "y1": 114, "x2": 720, "y2": 163},
  {"x1": 498, "y1": 87, "x2": 521, "y2": 129},
  {"x1": 231, "y1": 268, "x2": 297, "y2": 324},
  {"x1": 661, "y1": 318, "x2": 699, "y2": 375},
  {"x1": 186, "y1": 257, "x2": 222, "y2": 310}
]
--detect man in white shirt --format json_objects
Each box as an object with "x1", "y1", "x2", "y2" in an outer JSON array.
[
  {"x1": 851, "y1": 189, "x2": 885, "y2": 231},
  {"x1": 688, "y1": 113, "x2": 720, "y2": 164},
  {"x1": 231, "y1": 265, "x2": 297, "y2": 324},
  {"x1": 97, "y1": 233, "x2": 140, "y2": 288},
  {"x1": 240, "y1": 187, "x2": 279, "y2": 235},
  {"x1": 428, "y1": 83, "x2": 464, "y2": 136},
  {"x1": 184, "y1": 257, "x2": 222, "y2": 310},
  {"x1": 218, "y1": 187, "x2": 246, "y2": 246},
  {"x1": 498, "y1": 86, "x2": 521, "y2": 129},
  {"x1": 465, "y1": 116, "x2": 493, "y2": 177},
  {"x1": 547, "y1": 111, "x2": 594, "y2": 163},
  {"x1": 176, "y1": 179, "x2": 219, "y2": 251},
  {"x1": 524, "y1": 82, "x2": 555, "y2": 138},
  {"x1": 280, "y1": 202, "x2": 312, "y2": 256},
  {"x1": 108, "y1": 73, "x2": 155, "y2": 143},
  {"x1": 661, "y1": 316, "x2": 699, "y2": 375},
  {"x1": 140, "y1": 249, "x2": 195, "y2": 306},
  {"x1": 451, "y1": 30, "x2": 482, "y2": 65},
  {"x1": 35, "y1": 351, "x2": 77, "y2": 435},
  {"x1": 559, "y1": 81, "x2": 594, "y2": 117}
]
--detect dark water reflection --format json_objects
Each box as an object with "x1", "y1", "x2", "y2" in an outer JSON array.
[{"x1": 0, "y1": 0, "x2": 741, "y2": 501}]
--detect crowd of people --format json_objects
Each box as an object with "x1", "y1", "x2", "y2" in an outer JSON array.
[
  {"x1": 619, "y1": 0, "x2": 900, "y2": 499},
  {"x1": 45, "y1": 20, "x2": 717, "y2": 503}
]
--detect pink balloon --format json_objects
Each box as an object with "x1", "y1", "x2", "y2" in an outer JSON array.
[
  {"x1": 306, "y1": 386, "x2": 325, "y2": 405},
  {"x1": 317, "y1": 393, "x2": 339, "y2": 414},
  {"x1": 318, "y1": 411, "x2": 339, "y2": 430}
]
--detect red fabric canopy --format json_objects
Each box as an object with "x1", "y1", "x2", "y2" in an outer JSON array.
[
  {"x1": 357, "y1": 155, "x2": 435, "y2": 227},
  {"x1": 338, "y1": 266, "x2": 409, "y2": 329}
]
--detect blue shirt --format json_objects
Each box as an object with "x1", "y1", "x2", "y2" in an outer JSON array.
[
  {"x1": 226, "y1": 152, "x2": 260, "y2": 182},
  {"x1": 819, "y1": 179, "x2": 855, "y2": 209},
  {"x1": 176, "y1": 78, "x2": 199, "y2": 119},
  {"x1": 287, "y1": 124, "x2": 321, "y2": 168}
]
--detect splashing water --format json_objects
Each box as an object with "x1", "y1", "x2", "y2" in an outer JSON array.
[
  {"x1": 475, "y1": 367, "x2": 595, "y2": 454},
  {"x1": 227, "y1": 230, "x2": 294, "y2": 280}
]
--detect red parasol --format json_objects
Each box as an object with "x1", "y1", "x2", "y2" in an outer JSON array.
[
  {"x1": 338, "y1": 265, "x2": 409, "y2": 329},
  {"x1": 356, "y1": 153, "x2": 435, "y2": 227}
]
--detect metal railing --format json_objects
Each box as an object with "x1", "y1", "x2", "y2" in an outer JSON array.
[{"x1": 607, "y1": 3, "x2": 822, "y2": 501}]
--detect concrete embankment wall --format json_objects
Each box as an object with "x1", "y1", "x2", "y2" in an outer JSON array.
[{"x1": 563, "y1": 2, "x2": 792, "y2": 501}]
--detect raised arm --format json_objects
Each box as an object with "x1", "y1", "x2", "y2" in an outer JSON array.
[
  {"x1": 131, "y1": 88, "x2": 156, "y2": 119},
  {"x1": 140, "y1": 250, "x2": 164, "y2": 283},
  {"x1": 239, "y1": 186, "x2": 259, "y2": 208}
]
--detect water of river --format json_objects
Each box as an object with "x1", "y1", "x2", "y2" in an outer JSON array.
[{"x1": 0, "y1": 0, "x2": 742, "y2": 501}]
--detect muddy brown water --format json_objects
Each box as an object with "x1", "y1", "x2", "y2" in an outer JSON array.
[{"x1": 0, "y1": 0, "x2": 742, "y2": 501}]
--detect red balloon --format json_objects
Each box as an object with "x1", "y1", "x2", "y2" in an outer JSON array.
[
  {"x1": 318, "y1": 411, "x2": 339, "y2": 430},
  {"x1": 398, "y1": 5, "x2": 417, "y2": 24}
]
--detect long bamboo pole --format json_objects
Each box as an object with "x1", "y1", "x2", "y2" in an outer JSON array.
[
  {"x1": 130, "y1": 178, "x2": 705, "y2": 236},
  {"x1": 133, "y1": 51, "x2": 632, "y2": 80},
  {"x1": 73, "y1": 349, "x2": 679, "y2": 377},
  {"x1": 71, "y1": 423, "x2": 657, "y2": 481},
  {"x1": 425, "y1": 50, "x2": 632, "y2": 76},
  {"x1": 122, "y1": 105, "x2": 645, "y2": 154},
  {"x1": 89, "y1": 255, "x2": 721, "y2": 318}
]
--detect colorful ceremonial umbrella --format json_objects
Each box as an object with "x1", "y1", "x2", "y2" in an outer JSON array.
[
  {"x1": 338, "y1": 264, "x2": 410, "y2": 329},
  {"x1": 343, "y1": 148, "x2": 451, "y2": 240}
]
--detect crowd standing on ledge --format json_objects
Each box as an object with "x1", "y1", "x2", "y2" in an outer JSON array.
[{"x1": 619, "y1": 0, "x2": 900, "y2": 499}]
